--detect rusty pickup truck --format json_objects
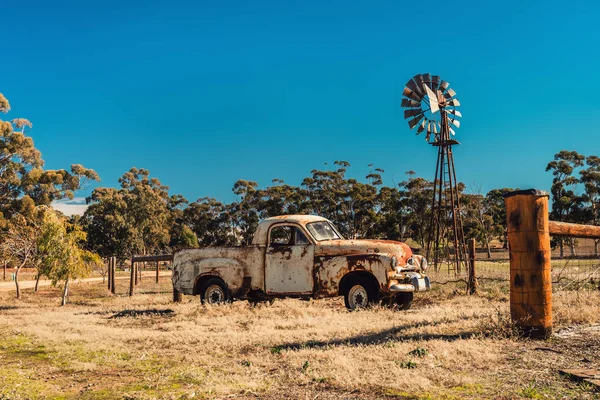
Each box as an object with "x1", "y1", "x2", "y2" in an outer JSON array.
[{"x1": 172, "y1": 215, "x2": 430, "y2": 310}]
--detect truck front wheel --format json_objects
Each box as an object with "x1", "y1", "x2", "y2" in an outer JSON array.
[
  {"x1": 393, "y1": 292, "x2": 413, "y2": 310},
  {"x1": 199, "y1": 278, "x2": 231, "y2": 305},
  {"x1": 344, "y1": 279, "x2": 379, "y2": 310}
]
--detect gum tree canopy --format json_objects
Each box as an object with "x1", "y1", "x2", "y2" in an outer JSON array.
[{"x1": 0, "y1": 93, "x2": 99, "y2": 219}]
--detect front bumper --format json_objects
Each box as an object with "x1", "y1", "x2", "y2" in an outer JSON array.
[{"x1": 388, "y1": 272, "x2": 431, "y2": 293}]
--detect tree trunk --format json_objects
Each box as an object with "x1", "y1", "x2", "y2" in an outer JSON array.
[
  {"x1": 595, "y1": 239, "x2": 599, "y2": 256},
  {"x1": 34, "y1": 273, "x2": 41, "y2": 292},
  {"x1": 61, "y1": 278, "x2": 69, "y2": 306},
  {"x1": 559, "y1": 240, "x2": 564, "y2": 259},
  {"x1": 15, "y1": 265, "x2": 22, "y2": 300},
  {"x1": 3, "y1": 261, "x2": 6, "y2": 281},
  {"x1": 569, "y1": 241, "x2": 576, "y2": 257},
  {"x1": 485, "y1": 239, "x2": 492, "y2": 259}
]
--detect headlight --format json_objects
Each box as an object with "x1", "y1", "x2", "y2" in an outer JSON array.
[
  {"x1": 391, "y1": 256, "x2": 398, "y2": 268},
  {"x1": 420, "y1": 257, "x2": 428, "y2": 272}
]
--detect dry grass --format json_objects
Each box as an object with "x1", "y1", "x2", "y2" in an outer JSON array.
[{"x1": 1, "y1": 279, "x2": 599, "y2": 399}]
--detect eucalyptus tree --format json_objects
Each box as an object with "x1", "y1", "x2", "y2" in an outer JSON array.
[
  {"x1": 0, "y1": 93, "x2": 99, "y2": 219},
  {"x1": 546, "y1": 150, "x2": 586, "y2": 256},
  {"x1": 83, "y1": 168, "x2": 172, "y2": 261}
]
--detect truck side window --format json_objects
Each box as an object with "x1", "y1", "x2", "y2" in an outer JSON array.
[
  {"x1": 270, "y1": 226, "x2": 292, "y2": 246},
  {"x1": 294, "y1": 228, "x2": 310, "y2": 245}
]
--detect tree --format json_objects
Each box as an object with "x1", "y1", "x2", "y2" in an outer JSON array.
[
  {"x1": 84, "y1": 168, "x2": 172, "y2": 261},
  {"x1": 0, "y1": 211, "x2": 39, "y2": 299},
  {"x1": 546, "y1": 151, "x2": 586, "y2": 256},
  {"x1": 38, "y1": 208, "x2": 99, "y2": 305},
  {"x1": 0, "y1": 93, "x2": 99, "y2": 219}
]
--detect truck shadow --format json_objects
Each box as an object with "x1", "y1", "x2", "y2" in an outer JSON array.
[{"x1": 273, "y1": 319, "x2": 478, "y2": 351}]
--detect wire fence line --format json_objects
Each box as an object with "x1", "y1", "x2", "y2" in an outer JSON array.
[{"x1": 427, "y1": 239, "x2": 600, "y2": 293}]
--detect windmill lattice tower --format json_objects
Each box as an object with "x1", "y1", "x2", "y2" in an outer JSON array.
[{"x1": 401, "y1": 73, "x2": 467, "y2": 273}]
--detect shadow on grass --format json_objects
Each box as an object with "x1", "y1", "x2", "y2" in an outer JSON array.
[
  {"x1": 272, "y1": 319, "x2": 478, "y2": 352},
  {"x1": 109, "y1": 309, "x2": 175, "y2": 319},
  {"x1": 0, "y1": 305, "x2": 18, "y2": 311}
]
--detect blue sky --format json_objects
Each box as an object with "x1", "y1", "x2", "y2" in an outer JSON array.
[{"x1": 2, "y1": 1, "x2": 600, "y2": 210}]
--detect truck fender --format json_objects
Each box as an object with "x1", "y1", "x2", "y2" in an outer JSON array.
[
  {"x1": 314, "y1": 253, "x2": 393, "y2": 297},
  {"x1": 191, "y1": 258, "x2": 245, "y2": 295}
]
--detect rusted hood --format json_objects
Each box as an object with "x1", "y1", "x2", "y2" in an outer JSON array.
[{"x1": 315, "y1": 239, "x2": 412, "y2": 264}]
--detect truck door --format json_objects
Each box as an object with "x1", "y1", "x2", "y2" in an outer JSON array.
[{"x1": 265, "y1": 224, "x2": 314, "y2": 295}]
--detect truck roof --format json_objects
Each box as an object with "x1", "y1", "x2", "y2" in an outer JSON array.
[{"x1": 252, "y1": 215, "x2": 329, "y2": 245}]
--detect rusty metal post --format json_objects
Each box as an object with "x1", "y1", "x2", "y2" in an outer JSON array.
[
  {"x1": 134, "y1": 261, "x2": 139, "y2": 285},
  {"x1": 129, "y1": 257, "x2": 135, "y2": 296},
  {"x1": 156, "y1": 261, "x2": 159, "y2": 283},
  {"x1": 504, "y1": 189, "x2": 552, "y2": 339},
  {"x1": 468, "y1": 238, "x2": 477, "y2": 295}
]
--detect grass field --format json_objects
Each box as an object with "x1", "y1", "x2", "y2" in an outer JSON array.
[{"x1": 1, "y1": 276, "x2": 599, "y2": 399}]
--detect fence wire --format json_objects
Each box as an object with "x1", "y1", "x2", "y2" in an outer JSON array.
[{"x1": 427, "y1": 240, "x2": 600, "y2": 294}]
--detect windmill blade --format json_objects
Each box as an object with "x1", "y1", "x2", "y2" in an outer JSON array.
[
  {"x1": 447, "y1": 109, "x2": 462, "y2": 117},
  {"x1": 431, "y1": 75, "x2": 440, "y2": 91},
  {"x1": 445, "y1": 88, "x2": 457, "y2": 98},
  {"x1": 432, "y1": 121, "x2": 438, "y2": 134},
  {"x1": 416, "y1": 124, "x2": 425, "y2": 134},
  {"x1": 406, "y1": 79, "x2": 424, "y2": 98},
  {"x1": 404, "y1": 108, "x2": 423, "y2": 119},
  {"x1": 451, "y1": 119, "x2": 461, "y2": 128},
  {"x1": 424, "y1": 84, "x2": 439, "y2": 114},
  {"x1": 439, "y1": 80, "x2": 450, "y2": 90},
  {"x1": 422, "y1": 73, "x2": 432, "y2": 86},
  {"x1": 403, "y1": 87, "x2": 421, "y2": 102},
  {"x1": 401, "y1": 98, "x2": 421, "y2": 108},
  {"x1": 447, "y1": 99, "x2": 460, "y2": 107},
  {"x1": 426, "y1": 132, "x2": 431, "y2": 142},
  {"x1": 408, "y1": 114, "x2": 424, "y2": 129},
  {"x1": 450, "y1": 128, "x2": 456, "y2": 136},
  {"x1": 413, "y1": 74, "x2": 425, "y2": 93}
]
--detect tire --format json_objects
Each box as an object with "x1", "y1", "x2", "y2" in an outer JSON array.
[
  {"x1": 344, "y1": 278, "x2": 379, "y2": 310},
  {"x1": 199, "y1": 278, "x2": 231, "y2": 305},
  {"x1": 394, "y1": 292, "x2": 413, "y2": 310}
]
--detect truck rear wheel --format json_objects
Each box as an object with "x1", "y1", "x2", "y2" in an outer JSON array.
[
  {"x1": 199, "y1": 278, "x2": 231, "y2": 305},
  {"x1": 344, "y1": 278, "x2": 379, "y2": 310}
]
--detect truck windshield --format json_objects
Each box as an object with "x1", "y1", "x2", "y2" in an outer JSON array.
[{"x1": 306, "y1": 221, "x2": 342, "y2": 241}]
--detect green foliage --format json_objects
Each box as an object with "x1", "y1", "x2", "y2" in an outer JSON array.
[
  {"x1": 36, "y1": 207, "x2": 99, "y2": 304},
  {"x1": 408, "y1": 347, "x2": 428, "y2": 357},
  {"x1": 83, "y1": 168, "x2": 173, "y2": 261},
  {"x1": 397, "y1": 360, "x2": 417, "y2": 369},
  {"x1": 0, "y1": 92, "x2": 99, "y2": 223}
]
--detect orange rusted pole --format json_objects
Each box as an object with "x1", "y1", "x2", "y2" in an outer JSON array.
[{"x1": 504, "y1": 189, "x2": 552, "y2": 339}]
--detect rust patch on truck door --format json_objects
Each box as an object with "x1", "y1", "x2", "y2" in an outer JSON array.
[{"x1": 265, "y1": 245, "x2": 315, "y2": 294}]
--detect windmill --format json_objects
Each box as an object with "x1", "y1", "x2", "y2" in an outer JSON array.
[{"x1": 400, "y1": 73, "x2": 467, "y2": 273}]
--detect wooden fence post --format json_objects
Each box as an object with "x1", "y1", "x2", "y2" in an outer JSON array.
[
  {"x1": 504, "y1": 189, "x2": 552, "y2": 339},
  {"x1": 156, "y1": 261, "x2": 159, "y2": 283},
  {"x1": 468, "y1": 238, "x2": 477, "y2": 295},
  {"x1": 107, "y1": 258, "x2": 111, "y2": 290},
  {"x1": 129, "y1": 257, "x2": 135, "y2": 296},
  {"x1": 110, "y1": 257, "x2": 116, "y2": 295}
]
